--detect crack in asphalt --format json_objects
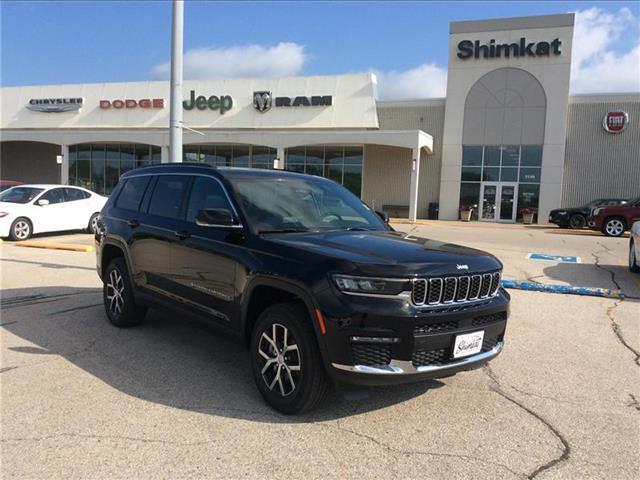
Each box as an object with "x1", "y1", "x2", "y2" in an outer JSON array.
[
  {"x1": 627, "y1": 394, "x2": 640, "y2": 411},
  {"x1": 0, "y1": 366, "x2": 19, "y2": 374},
  {"x1": 484, "y1": 365, "x2": 571, "y2": 480},
  {"x1": 49, "y1": 303, "x2": 102, "y2": 316},
  {"x1": 0, "y1": 292, "x2": 94, "y2": 310},
  {"x1": 605, "y1": 301, "x2": 640, "y2": 367}
]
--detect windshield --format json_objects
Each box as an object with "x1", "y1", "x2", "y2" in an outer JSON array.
[
  {"x1": 0, "y1": 187, "x2": 44, "y2": 204},
  {"x1": 229, "y1": 175, "x2": 386, "y2": 233}
]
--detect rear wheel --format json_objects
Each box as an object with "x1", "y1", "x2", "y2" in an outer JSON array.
[
  {"x1": 569, "y1": 214, "x2": 586, "y2": 229},
  {"x1": 9, "y1": 217, "x2": 32, "y2": 241},
  {"x1": 87, "y1": 213, "x2": 100, "y2": 234},
  {"x1": 103, "y1": 257, "x2": 147, "y2": 327},
  {"x1": 602, "y1": 217, "x2": 626, "y2": 237},
  {"x1": 630, "y1": 240, "x2": 640, "y2": 273},
  {"x1": 250, "y1": 302, "x2": 330, "y2": 414}
]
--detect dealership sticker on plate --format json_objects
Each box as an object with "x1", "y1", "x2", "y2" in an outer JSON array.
[
  {"x1": 527, "y1": 253, "x2": 581, "y2": 263},
  {"x1": 453, "y1": 330, "x2": 485, "y2": 359}
]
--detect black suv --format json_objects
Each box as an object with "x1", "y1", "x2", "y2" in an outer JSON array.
[{"x1": 96, "y1": 164, "x2": 509, "y2": 413}]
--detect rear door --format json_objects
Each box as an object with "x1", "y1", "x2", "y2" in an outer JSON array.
[
  {"x1": 131, "y1": 174, "x2": 191, "y2": 298},
  {"x1": 32, "y1": 188, "x2": 69, "y2": 232},
  {"x1": 169, "y1": 175, "x2": 242, "y2": 326},
  {"x1": 62, "y1": 187, "x2": 93, "y2": 229}
]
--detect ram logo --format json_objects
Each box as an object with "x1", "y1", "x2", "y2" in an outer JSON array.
[
  {"x1": 456, "y1": 264, "x2": 469, "y2": 270},
  {"x1": 253, "y1": 91, "x2": 272, "y2": 112}
]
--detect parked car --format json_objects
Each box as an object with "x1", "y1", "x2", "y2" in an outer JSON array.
[
  {"x1": 0, "y1": 180, "x2": 23, "y2": 192},
  {"x1": 548, "y1": 198, "x2": 628, "y2": 229},
  {"x1": 0, "y1": 184, "x2": 107, "y2": 240},
  {"x1": 589, "y1": 196, "x2": 640, "y2": 237},
  {"x1": 630, "y1": 222, "x2": 640, "y2": 273},
  {"x1": 95, "y1": 164, "x2": 509, "y2": 414}
]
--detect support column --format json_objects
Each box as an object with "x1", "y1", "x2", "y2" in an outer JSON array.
[
  {"x1": 161, "y1": 145, "x2": 170, "y2": 163},
  {"x1": 275, "y1": 147, "x2": 285, "y2": 169},
  {"x1": 60, "y1": 144, "x2": 69, "y2": 185},
  {"x1": 408, "y1": 147, "x2": 421, "y2": 222}
]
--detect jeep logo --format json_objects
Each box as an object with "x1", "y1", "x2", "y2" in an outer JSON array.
[
  {"x1": 183, "y1": 90, "x2": 233, "y2": 114},
  {"x1": 456, "y1": 264, "x2": 469, "y2": 270}
]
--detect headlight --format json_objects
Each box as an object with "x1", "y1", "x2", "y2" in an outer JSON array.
[
  {"x1": 0, "y1": 212, "x2": 8, "y2": 218},
  {"x1": 332, "y1": 274, "x2": 408, "y2": 295}
]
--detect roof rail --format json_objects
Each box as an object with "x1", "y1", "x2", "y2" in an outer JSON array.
[{"x1": 148, "y1": 162, "x2": 215, "y2": 168}]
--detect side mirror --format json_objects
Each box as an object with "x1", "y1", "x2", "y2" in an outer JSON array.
[
  {"x1": 37, "y1": 199, "x2": 50, "y2": 206},
  {"x1": 375, "y1": 210, "x2": 389, "y2": 223},
  {"x1": 196, "y1": 208, "x2": 240, "y2": 228}
]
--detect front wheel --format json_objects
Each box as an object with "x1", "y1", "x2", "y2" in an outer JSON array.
[
  {"x1": 103, "y1": 257, "x2": 147, "y2": 327},
  {"x1": 9, "y1": 217, "x2": 32, "y2": 241},
  {"x1": 250, "y1": 303, "x2": 330, "y2": 414},
  {"x1": 630, "y1": 240, "x2": 640, "y2": 273},
  {"x1": 602, "y1": 218, "x2": 626, "y2": 237},
  {"x1": 569, "y1": 214, "x2": 586, "y2": 229}
]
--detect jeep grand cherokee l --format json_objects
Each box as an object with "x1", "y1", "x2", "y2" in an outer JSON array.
[{"x1": 95, "y1": 164, "x2": 509, "y2": 414}]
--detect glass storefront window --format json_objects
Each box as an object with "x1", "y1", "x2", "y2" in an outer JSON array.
[
  {"x1": 252, "y1": 146, "x2": 276, "y2": 169},
  {"x1": 461, "y1": 167, "x2": 481, "y2": 182},
  {"x1": 500, "y1": 168, "x2": 518, "y2": 182},
  {"x1": 183, "y1": 145, "x2": 200, "y2": 163},
  {"x1": 517, "y1": 184, "x2": 540, "y2": 220},
  {"x1": 484, "y1": 146, "x2": 500, "y2": 166},
  {"x1": 68, "y1": 146, "x2": 78, "y2": 185},
  {"x1": 325, "y1": 146, "x2": 343, "y2": 183},
  {"x1": 482, "y1": 168, "x2": 500, "y2": 181},
  {"x1": 233, "y1": 145, "x2": 250, "y2": 168},
  {"x1": 462, "y1": 146, "x2": 483, "y2": 166},
  {"x1": 216, "y1": 145, "x2": 233, "y2": 167},
  {"x1": 501, "y1": 146, "x2": 520, "y2": 167},
  {"x1": 520, "y1": 168, "x2": 541, "y2": 183},
  {"x1": 459, "y1": 183, "x2": 480, "y2": 220},
  {"x1": 521, "y1": 145, "x2": 542, "y2": 167},
  {"x1": 90, "y1": 144, "x2": 106, "y2": 195},
  {"x1": 305, "y1": 146, "x2": 324, "y2": 176}
]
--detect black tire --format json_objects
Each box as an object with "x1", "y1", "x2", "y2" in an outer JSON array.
[
  {"x1": 601, "y1": 217, "x2": 626, "y2": 237},
  {"x1": 558, "y1": 224, "x2": 570, "y2": 229},
  {"x1": 630, "y1": 240, "x2": 640, "y2": 273},
  {"x1": 9, "y1": 217, "x2": 32, "y2": 241},
  {"x1": 569, "y1": 214, "x2": 586, "y2": 229},
  {"x1": 87, "y1": 213, "x2": 100, "y2": 234},
  {"x1": 102, "y1": 257, "x2": 147, "y2": 327},
  {"x1": 250, "y1": 302, "x2": 330, "y2": 414}
]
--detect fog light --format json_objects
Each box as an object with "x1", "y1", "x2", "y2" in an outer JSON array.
[{"x1": 350, "y1": 336, "x2": 401, "y2": 344}]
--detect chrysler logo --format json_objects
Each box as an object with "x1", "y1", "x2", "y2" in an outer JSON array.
[
  {"x1": 253, "y1": 91, "x2": 272, "y2": 113},
  {"x1": 27, "y1": 97, "x2": 83, "y2": 113}
]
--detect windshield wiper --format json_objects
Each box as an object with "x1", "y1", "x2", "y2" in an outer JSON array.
[
  {"x1": 258, "y1": 228, "x2": 311, "y2": 234},
  {"x1": 344, "y1": 227, "x2": 374, "y2": 231}
]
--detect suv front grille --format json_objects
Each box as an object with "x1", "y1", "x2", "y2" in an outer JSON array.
[
  {"x1": 411, "y1": 271, "x2": 501, "y2": 307},
  {"x1": 412, "y1": 348, "x2": 447, "y2": 367},
  {"x1": 351, "y1": 344, "x2": 391, "y2": 367}
]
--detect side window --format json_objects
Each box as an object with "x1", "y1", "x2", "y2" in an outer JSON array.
[
  {"x1": 116, "y1": 177, "x2": 150, "y2": 212},
  {"x1": 39, "y1": 188, "x2": 65, "y2": 205},
  {"x1": 186, "y1": 177, "x2": 233, "y2": 223},
  {"x1": 63, "y1": 188, "x2": 90, "y2": 202},
  {"x1": 147, "y1": 175, "x2": 190, "y2": 219}
]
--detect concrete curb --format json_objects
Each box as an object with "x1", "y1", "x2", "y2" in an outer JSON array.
[
  {"x1": 14, "y1": 241, "x2": 94, "y2": 253},
  {"x1": 502, "y1": 279, "x2": 624, "y2": 299}
]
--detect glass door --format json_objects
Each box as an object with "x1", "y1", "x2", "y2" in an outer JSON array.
[
  {"x1": 480, "y1": 183, "x2": 498, "y2": 221},
  {"x1": 480, "y1": 182, "x2": 518, "y2": 222},
  {"x1": 498, "y1": 183, "x2": 518, "y2": 222}
]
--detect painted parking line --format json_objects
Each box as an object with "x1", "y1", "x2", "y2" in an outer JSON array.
[
  {"x1": 527, "y1": 252, "x2": 581, "y2": 263},
  {"x1": 14, "y1": 241, "x2": 94, "y2": 252},
  {"x1": 502, "y1": 279, "x2": 623, "y2": 299}
]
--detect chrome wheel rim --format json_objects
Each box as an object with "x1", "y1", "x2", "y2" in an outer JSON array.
[
  {"x1": 90, "y1": 215, "x2": 99, "y2": 233},
  {"x1": 606, "y1": 220, "x2": 624, "y2": 236},
  {"x1": 258, "y1": 323, "x2": 301, "y2": 397},
  {"x1": 106, "y1": 269, "x2": 125, "y2": 316},
  {"x1": 14, "y1": 221, "x2": 30, "y2": 240},
  {"x1": 631, "y1": 243, "x2": 637, "y2": 268}
]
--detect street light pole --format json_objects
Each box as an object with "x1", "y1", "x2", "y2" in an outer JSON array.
[{"x1": 169, "y1": 0, "x2": 184, "y2": 163}]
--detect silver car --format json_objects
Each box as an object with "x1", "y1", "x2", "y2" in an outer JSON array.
[{"x1": 630, "y1": 221, "x2": 640, "y2": 273}]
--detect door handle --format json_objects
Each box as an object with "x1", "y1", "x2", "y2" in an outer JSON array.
[
  {"x1": 175, "y1": 230, "x2": 191, "y2": 240},
  {"x1": 128, "y1": 219, "x2": 140, "y2": 228}
]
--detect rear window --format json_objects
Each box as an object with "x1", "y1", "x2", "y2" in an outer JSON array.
[
  {"x1": 147, "y1": 175, "x2": 190, "y2": 219},
  {"x1": 116, "y1": 177, "x2": 150, "y2": 212},
  {"x1": 64, "y1": 188, "x2": 90, "y2": 201}
]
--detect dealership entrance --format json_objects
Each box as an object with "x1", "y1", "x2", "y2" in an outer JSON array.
[{"x1": 480, "y1": 182, "x2": 518, "y2": 222}]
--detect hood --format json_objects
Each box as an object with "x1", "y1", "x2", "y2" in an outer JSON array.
[
  {"x1": 0, "y1": 201, "x2": 27, "y2": 214},
  {"x1": 266, "y1": 230, "x2": 501, "y2": 276}
]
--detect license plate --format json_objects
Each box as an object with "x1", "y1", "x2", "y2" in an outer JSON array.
[{"x1": 452, "y1": 331, "x2": 485, "y2": 359}]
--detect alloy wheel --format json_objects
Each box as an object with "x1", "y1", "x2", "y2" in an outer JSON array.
[
  {"x1": 606, "y1": 219, "x2": 624, "y2": 236},
  {"x1": 569, "y1": 215, "x2": 585, "y2": 229},
  {"x1": 13, "y1": 220, "x2": 30, "y2": 240},
  {"x1": 257, "y1": 323, "x2": 301, "y2": 397},
  {"x1": 90, "y1": 215, "x2": 99, "y2": 233},
  {"x1": 631, "y1": 243, "x2": 637, "y2": 268},
  {"x1": 106, "y1": 269, "x2": 125, "y2": 316}
]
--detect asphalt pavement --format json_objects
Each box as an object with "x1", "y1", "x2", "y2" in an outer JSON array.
[{"x1": 1, "y1": 224, "x2": 638, "y2": 479}]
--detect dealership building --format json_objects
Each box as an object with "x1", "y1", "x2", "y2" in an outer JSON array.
[{"x1": 1, "y1": 13, "x2": 638, "y2": 223}]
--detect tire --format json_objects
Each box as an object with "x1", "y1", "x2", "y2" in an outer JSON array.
[
  {"x1": 87, "y1": 213, "x2": 100, "y2": 234},
  {"x1": 602, "y1": 217, "x2": 626, "y2": 237},
  {"x1": 250, "y1": 302, "x2": 330, "y2": 414},
  {"x1": 569, "y1": 214, "x2": 586, "y2": 229},
  {"x1": 630, "y1": 240, "x2": 640, "y2": 273},
  {"x1": 103, "y1": 257, "x2": 147, "y2": 327},
  {"x1": 9, "y1": 217, "x2": 32, "y2": 241},
  {"x1": 558, "y1": 224, "x2": 570, "y2": 229}
]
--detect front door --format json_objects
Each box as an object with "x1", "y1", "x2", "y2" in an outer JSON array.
[{"x1": 480, "y1": 183, "x2": 518, "y2": 222}]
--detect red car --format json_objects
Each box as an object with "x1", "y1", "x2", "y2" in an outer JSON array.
[
  {"x1": 0, "y1": 181, "x2": 23, "y2": 192},
  {"x1": 589, "y1": 196, "x2": 640, "y2": 237}
]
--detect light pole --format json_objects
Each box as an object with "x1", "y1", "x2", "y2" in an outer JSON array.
[{"x1": 169, "y1": 0, "x2": 184, "y2": 163}]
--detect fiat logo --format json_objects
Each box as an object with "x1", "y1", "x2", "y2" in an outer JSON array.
[{"x1": 603, "y1": 111, "x2": 629, "y2": 133}]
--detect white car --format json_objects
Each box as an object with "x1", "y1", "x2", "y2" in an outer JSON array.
[
  {"x1": 630, "y1": 221, "x2": 640, "y2": 273},
  {"x1": 0, "y1": 185, "x2": 107, "y2": 241}
]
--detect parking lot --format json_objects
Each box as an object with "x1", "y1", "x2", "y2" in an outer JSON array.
[{"x1": 1, "y1": 222, "x2": 638, "y2": 479}]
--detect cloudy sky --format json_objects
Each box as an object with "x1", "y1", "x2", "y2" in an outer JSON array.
[{"x1": 1, "y1": 1, "x2": 638, "y2": 98}]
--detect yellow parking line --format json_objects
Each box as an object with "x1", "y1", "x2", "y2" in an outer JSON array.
[{"x1": 14, "y1": 241, "x2": 93, "y2": 252}]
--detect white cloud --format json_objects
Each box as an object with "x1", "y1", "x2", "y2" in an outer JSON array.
[
  {"x1": 150, "y1": 42, "x2": 306, "y2": 80},
  {"x1": 571, "y1": 7, "x2": 640, "y2": 93},
  {"x1": 373, "y1": 63, "x2": 447, "y2": 99}
]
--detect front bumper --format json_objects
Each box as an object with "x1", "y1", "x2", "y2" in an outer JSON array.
[{"x1": 321, "y1": 290, "x2": 509, "y2": 386}]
